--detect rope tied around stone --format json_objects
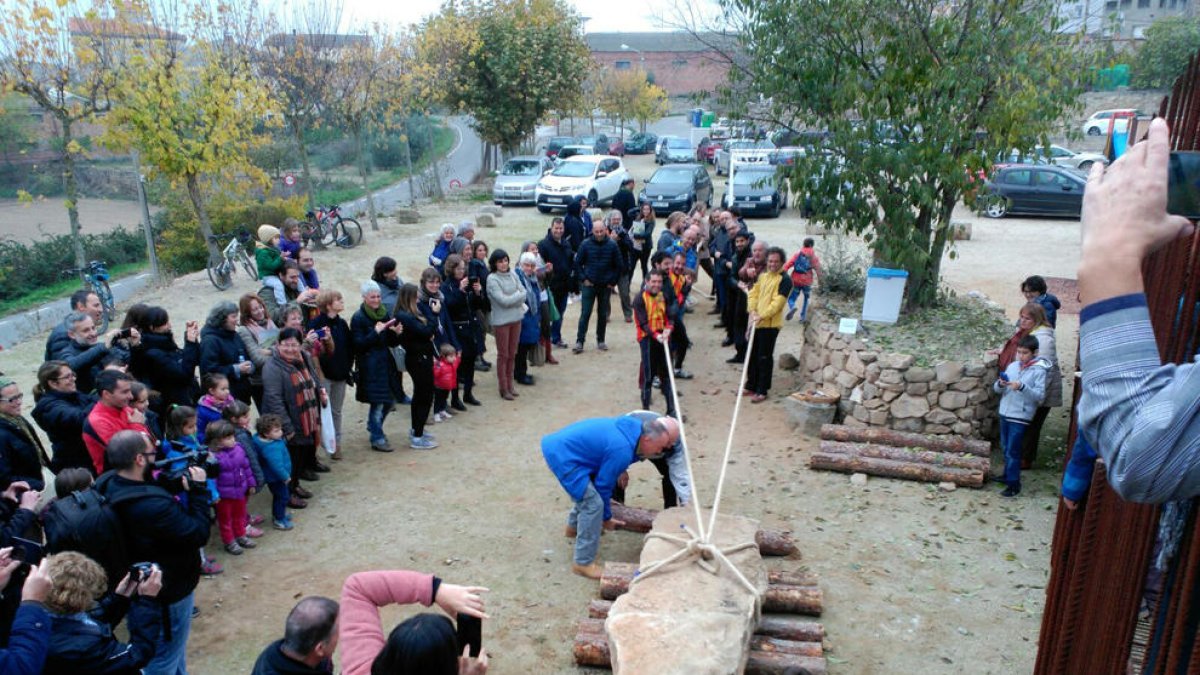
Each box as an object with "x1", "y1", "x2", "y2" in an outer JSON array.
[{"x1": 628, "y1": 324, "x2": 761, "y2": 599}]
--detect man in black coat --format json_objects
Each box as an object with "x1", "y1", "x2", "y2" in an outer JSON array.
[
  {"x1": 44, "y1": 290, "x2": 103, "y2": 361},
  {"x1": 251, "y1": 597, "x2": 339, "y2": 675},
  {"x1": 538, "y1": 218, "x2": 574, "y2": 348},
  {"x1": 52, "y1": 313, "x2": 113, "y2": 395},
  {"x1": 573, "y1": 221, "x2": 624, "y2": 354},
  {"x1": 94, "y1": 430, "x2": 211, "y2": 675},
  {"x1": 612, "y1": 177, "x2": 637, "y2": 229}
]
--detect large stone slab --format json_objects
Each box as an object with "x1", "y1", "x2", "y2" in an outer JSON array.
[{"x1": 606, "y1": 507, "x2": 767, "y2": 674}]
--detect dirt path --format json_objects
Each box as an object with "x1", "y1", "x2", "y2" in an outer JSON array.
[{"x1": 0, "y1": 160, "x2": 1079, "y2": 673}]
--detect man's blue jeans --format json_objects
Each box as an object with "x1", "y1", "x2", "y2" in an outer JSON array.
[
  {"x1": 367, "y1": 402, "x2": 393, "y2": 445},
  {"x1": 575, "y1": 283, "x2": 611, "y2": 345},
  {"x1": 714, "y1": 269, "x2": 729, "y2": 312},
  {"x1": 129, "y1": 592, "x2": 194, "y2": 675},
  {"x1": 567, "y1": 483, "x2": 604, "y2": 564},
  {"x1": 787, "y1": 285, "x2": 812, "y2": 319},
  {"x1": 1000, "y1": 416, "x2": 1029, "y2": 491}
]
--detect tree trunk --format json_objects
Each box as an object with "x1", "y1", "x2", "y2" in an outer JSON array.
[
  {"x1": 749, "y1": 636, "x2": 824, "y2": 658},
  {"x1": 818, "y1": 441, "x2": 991, "y2": 472},
  {"x1": 60, "y1": 118, "x2": 86, "y2": 269},
  {"x1": 185, "y1": 173, "x2": 221, "y2": 259},
  {"x1": 907, "y1": 203, "x2": 936, "y2": 307},
  {"x1": 609, "y1": 503, "x2": 799, "y2": 556},
  {"x1": 289, "y1": 120, "x2": 316, "y2": 213},
  {"x1": 746, "y1": 651, "x2": 827, "y2": 675},
  {"x1": 599, "y1": 563, "x2": 823, "y2": 614},
  {"x1": 819, "y1": 424, "x2": 991, "y2": 457},
  {"x1": 809, "y1": 451, "x2": 986, "y2": 487},
  {"x1": 573, "y1": 623, "x2": 610, "y2": 667},
  {"x1": 402, "y1": 118, "x2": 417, "y2": 205},
  {"x1": 353, "y1": 127, "x2": 380, "y2": 231},
  {"x1": 426, "y1": 115, "x2": 444, "y2": 200},
  {"x1": 757, "y1": 615, "x2": 826, "y2": 643}
]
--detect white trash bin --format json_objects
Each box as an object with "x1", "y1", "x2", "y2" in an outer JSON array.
[{"x1": 862, "y1": 267, "x2": 908, "y2": 324}]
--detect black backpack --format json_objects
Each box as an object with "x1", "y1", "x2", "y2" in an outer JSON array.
[{"x1": 42, "y1": 481, "x2": 158, "y2": 591}]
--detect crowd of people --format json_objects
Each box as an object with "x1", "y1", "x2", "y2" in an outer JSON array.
[{"x1": 0, "y1": 188, "x2": 828, "y2": 672}]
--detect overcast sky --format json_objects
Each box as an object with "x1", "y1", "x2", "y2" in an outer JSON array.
[{"x1": 308, "y1": 0, "x2": 708, "y2": 32}]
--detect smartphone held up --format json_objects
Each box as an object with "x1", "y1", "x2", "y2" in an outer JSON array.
[{"x1": 1167, "y1": 151, "x2": 1200, "y2": 220}]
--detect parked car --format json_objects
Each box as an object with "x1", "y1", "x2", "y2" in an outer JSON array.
[
  {"x1": 535, "y1": 155, "x2": 631, "y2": 212},
  {"x1": 554, "y1": 144, "x2": 595, "y2": 163},
  {"x1": 979, "y1": 164, "x2": 1085, "y2": 218},
  {"x1": 545, "y1": 136, "x2": 575, "y2": 159},
  {"x1": 607, "y1": 136, "x2": 626, "y2": 156},
  {"x1": 721, "y1": 167, "x2": 787, "y2": 218},
  {"x1": 638, "y1": 164, "x2": 714, "y2": 216},
  {"x1": 999, "y1": 144, "x2": 1107, "y2": 171},
  {"x1": 714, "y1": 139, "x2": 774, "y2": 175},
  {"x1": 656, "y1": 136, "x2": 695, "y2": 164},
  {"x1": 695, "y1": 137, "x2": 722, "y2": 164},
  {"x1": 492, "y1": 155, "x2": 554, "y2": 205},
  {"x1": 576, "y1": 134, "x2": 610, "y2": 155},
  {"x1": 1082, "y1": 109, "x2": 1152, "y2": 136},
  {"x1": 768, "y1": 147, "x2": 805, "y2": 167},
  {"x1": 625, "y1": 132, "x2": 658, "y2": 154}
]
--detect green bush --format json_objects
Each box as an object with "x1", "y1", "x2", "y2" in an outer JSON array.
[
  {"x1": 0, "y1": 226, "x2": 146, "y2": 304},
  {"x1": 819, "y1": 233, "x2": 868, "y2": 296},
  {"x1": 153, "y1": 191, "x2": 306, "y2": 274}
]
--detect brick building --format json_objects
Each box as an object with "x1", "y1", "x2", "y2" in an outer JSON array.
[{"x1": 586, "y1": 32, "x2": 736, "y2": 96}]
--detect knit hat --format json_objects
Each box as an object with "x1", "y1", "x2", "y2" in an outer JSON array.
[{"x1": 258, "y1": 224, "x2": 281, "y2": 244}]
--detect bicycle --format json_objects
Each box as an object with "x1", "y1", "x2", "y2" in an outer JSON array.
[
  {"x1": 300, "y1": 204, "x2": 363, "y2": 250},
  {"x1": 61, "y1": 260, "x2": 116, "y2": 333},
  {"x1": 205, "y1": 227, "x2": 257, "y2": 291}
]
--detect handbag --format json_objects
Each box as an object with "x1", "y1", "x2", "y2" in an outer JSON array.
[
  {"x1": 320, "y1": 402, "x2": 337, "y2": 457},
  {"x1": 389, "y1": 345, "x2": 407, "y2": 372}
]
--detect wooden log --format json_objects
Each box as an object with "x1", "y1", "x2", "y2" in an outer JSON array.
[
  {"x1": 609, "y1": 502, "x2": 799, "y2": 556},
  {"x1": 599, "y1": 563, "x2": 823, "y2": 615},
  {"x1": 746, "y1": 651, "x2": 828, "y2": 675},
  {"x1": 818, "y1": 440, "x2": 991, "y2": 472},
  {"x1": 758, "y1": 615, "x2": 826, "y2": 642},
  {"x1": 587, "y1": 599, "x2": 613, "y2": 619},
  {"x1": 819, "y1": 424, "x2": 991, "y2": 457},
  {"x1": 575, "y1": 625, "x2": 827, "y2": 674},
  {"x1": 767, "y1": 570, "x2": 820, "y2": 587},
  {"x1": 749, "y1": 635, "x2": 824, "y2": 658},
  {"x1": 809, "y1": 451, "x2": 985, "y2": 488}
]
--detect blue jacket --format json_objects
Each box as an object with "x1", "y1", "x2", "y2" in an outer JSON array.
[
  {"x1": 518, "y1": 272, "x2": 542, "y2": 345},
  {"x1": 1037, "y1": 293, "x2": 1061, "y2": 328},
  {"x1": 564, "y1": 197, "x2": 589, "y2": 252},
  {"x1": 1061, "y1": 433, "x2": 1098, "y2": 503},
  {"x1": 574, "y1": 236, "x2": 623, "y2": 287},
  {"x1": 0, "y1": 601, "x2": 50, "y2": 675},
  {"x1": 254, "y1": 435, "x2": 292, "y2": 484},
  {"x1": 541, "y1": 416, "x2": 644, "y2": 520}
]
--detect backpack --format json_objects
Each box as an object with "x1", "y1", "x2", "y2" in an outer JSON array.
[
  {"x1": 792, "y1": 251, "x2": 812, "y2": 274},
  {"x1": 42, "y1": 480, "x2": 159, "y2": 591}
]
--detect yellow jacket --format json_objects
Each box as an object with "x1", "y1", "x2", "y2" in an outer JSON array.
[{"x1": 747, "y1": 269, "x2": 792, "y2": 329}]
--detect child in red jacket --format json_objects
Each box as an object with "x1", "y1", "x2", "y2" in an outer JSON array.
[{"x1": 431, "y1": 343, "x2": 460, "y2": 424}]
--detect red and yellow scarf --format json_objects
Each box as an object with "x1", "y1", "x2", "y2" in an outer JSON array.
[{"x1": 637, "y1": 291, "x2": 668, "y2": 342}]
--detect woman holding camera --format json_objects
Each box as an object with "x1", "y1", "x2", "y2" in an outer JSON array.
[
  {"x1": 32, "y1": 361, "x2": 97, "y2": 475},
  {"x1": 441, "y1": 255, "x2": 483, "y2": 407},
  {"x1": 130, "y1": 306, "x2": 200, "y2": 416},
  {"x1": 307, "y1": 290, "x2": 353, "y2": 454}
]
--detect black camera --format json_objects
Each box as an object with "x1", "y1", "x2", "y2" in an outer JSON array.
[
  {"x1": 468, "y1": 275, "x2": 479, "y2": 284},
  {"x1": 129, "y1": 561, "x2": 157, "y2": 582},
  {"x1": 153, "y1": 448, "x2": 221, "y2": 489}
]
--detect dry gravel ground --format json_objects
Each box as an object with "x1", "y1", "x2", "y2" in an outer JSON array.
[{"x1": 0, "y1": 152, "x2": 1082, "y2": 673}]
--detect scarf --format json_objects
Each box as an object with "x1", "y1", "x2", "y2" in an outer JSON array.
[
  {"x1": 637, "y1": 291, "x2": 668, "y2": 342},
  {"x1": 0, "y1": 410, "x2": 52, "y2": 469},
  {"x1": 362, "y1": 302, "x2": 388, "y2": 322},
  {"x1": 997, "y1": 329, "x2": 1028, "y2": 372},
  {"x1": 199, "y1": 394, "x2": 230, "y2": 412},
  {"x1": 277, "y1": 349, "x2": 320, "y2": 438},
  {"x1": 669, "y1": 272, "x2": 686, "y2": 305}
]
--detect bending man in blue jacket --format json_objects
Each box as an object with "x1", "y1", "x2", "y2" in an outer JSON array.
[{"x1": 541, "y1": 415, "x2": 679, "y2": 579}]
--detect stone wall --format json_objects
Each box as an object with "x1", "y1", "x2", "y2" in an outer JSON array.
[{"x1": 799, "y1": 310, "x2": 1000, "y2": 439}]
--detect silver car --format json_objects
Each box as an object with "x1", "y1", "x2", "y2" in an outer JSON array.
[{"x1": 493, "y1": 155, "x2": 554, "y2": 205}]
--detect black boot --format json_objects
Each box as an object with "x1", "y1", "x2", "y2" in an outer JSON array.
[
  {"x1": 451, "y1": 388, "x2": 467, "y2": 411},
  {"x1": 463, "y1": 385, "x2": 482, "y2": 406}
]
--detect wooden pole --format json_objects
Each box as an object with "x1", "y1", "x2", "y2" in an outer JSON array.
[
  {"x1": 819, "y1": 424, "x2": 991, "y2": 457},
  {"x1": 809, "y1": 451, "x2": 986, "y2": 488},
  {"x1": 818, "y1": 440, "x2": 991, "y2": 472},
  {"x1": 609, "y1": 503, "x2": 799, "y2": 556}
]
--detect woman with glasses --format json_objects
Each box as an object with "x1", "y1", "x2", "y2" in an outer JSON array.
[
  {"x1": 31, "y1": 361, "x2": 97, "y2": 475},
  {"x1": 0, "y1": 375, "x2": 50, "y2": 490}
]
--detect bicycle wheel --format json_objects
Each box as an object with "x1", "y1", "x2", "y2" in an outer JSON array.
[
  {"x1": 93, "y1": 279, "x2": 114, "y2": 333},
  {"x1": 302, "y1": 220, "x2": 327, "y2": 250},
  {"x1": 335, "y1": 217, "x2": 363, "y2": 248},
  {"x1": 317, "y1": 220, "x2": 337, "y2": 248},
  {"x1": 207, "y1": 254, "x2": 233, "y2": 290},
  {"x1": 238, "y1": 250, "x2": 257, "y2": 280}
]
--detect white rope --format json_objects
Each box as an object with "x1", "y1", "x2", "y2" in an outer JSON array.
[
  {"x1": 660, "y1": 336, "x2": 707, "y2": 542},
  {"x1": 706, "y1": 320, "x2": 757, "y2": 539}
]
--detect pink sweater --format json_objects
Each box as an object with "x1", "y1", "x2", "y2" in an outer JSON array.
[{"x1": 338, "y1": 570, "x2": 436, "y2": 675}]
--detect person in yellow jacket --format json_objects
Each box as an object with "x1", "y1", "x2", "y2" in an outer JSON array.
[{"x1": 745, "y1": 247, "x2": 792, "y2": 402}]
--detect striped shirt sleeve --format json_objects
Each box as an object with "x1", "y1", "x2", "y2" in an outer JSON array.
[{"x1": 1078, "y1": 293, "x2": 1200, "y2": 503}]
